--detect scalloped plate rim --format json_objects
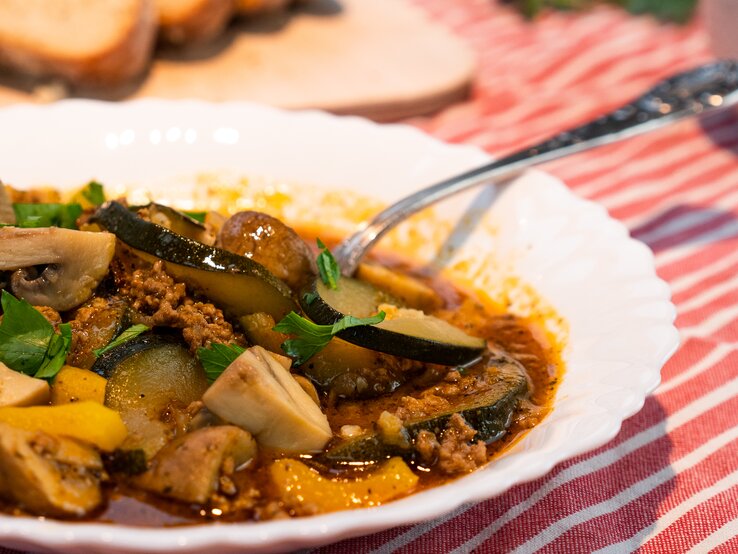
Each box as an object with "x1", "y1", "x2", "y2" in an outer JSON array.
[{"x1": 0, "y1": 99, "x2": 679, "y2": 554}]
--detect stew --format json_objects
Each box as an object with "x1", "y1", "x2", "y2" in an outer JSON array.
[{"x1": 0, "y1": 181, "x2": 562, "y2": 525}]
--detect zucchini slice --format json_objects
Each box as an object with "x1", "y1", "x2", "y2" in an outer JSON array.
[
  {"x1": 92, "y1": 201, "x2": 296, "y2": 319},
  {"x1": 92, "y1": 334, "x2": 209, "y2": 458},
  {"x1": 144, "y1": 203, "x2": 214, "y2": 245},
  {"x1": 324, "y1": 357, "x2": 528, "y2": 464},
  {"x1": 301, "y1": 277, "x2": 486, "y2": 366}
]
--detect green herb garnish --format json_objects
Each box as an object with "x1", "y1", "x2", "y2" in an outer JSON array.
[
  {"x1": 316, "y1": 238, "x2": 341, "y2": 290},
  {"x1": 80, "y1": 181, "x2": 106, "y2": 206},
  {"x1": 302, "y1": 290, "x2": 319, "y2": 306},
  {"x1": 183, "y1": 211, "x2": 207, "y2": 223},
  {"x1": 12, "y1": 203, "x2": 82, "y2": 229},
  {"x1": 197, "y1": 343, "x2": 246, "y2": 382},
  {"x1": 273, "y1": 310, "x2": 386, "y2": 366},
  {"x1": 93, "y1": 324, "x2": 150, "y2": 357},
  {"x1": 0, "y1": 291, "x2": 72, "y2": 380},
  {"x1": 34, "y1": 323, "x2": 72, "y2": 379}
]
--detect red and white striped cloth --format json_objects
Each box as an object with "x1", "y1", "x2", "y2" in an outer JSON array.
[
  {"x1": 4, "y1": 2, "x2": 737, "y2": 553},
  {"x1": 311, "y1": 1, "x2": 738, "y2": 552}
]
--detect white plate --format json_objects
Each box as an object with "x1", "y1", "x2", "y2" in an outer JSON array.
[{"x1": 0, "y1": 100, "x2": 678, "y2": 554}]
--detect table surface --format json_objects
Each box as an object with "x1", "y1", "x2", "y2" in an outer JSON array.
[{"x1": 3, "y1": 1, "x2": 738, "y2": 553}]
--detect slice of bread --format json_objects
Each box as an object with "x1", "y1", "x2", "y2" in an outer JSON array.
[
  {"x1": 236, "y1": 0, "x2": 292, "y2": 15},
  {"x1": 155, "y1": 0, "x2": 297, "y2": 46},
  {"x1": 156, "y1": 0, "x2": 235, "y2": 45},
  {"x1": 0, "y1": 0, "x2": 157, "y2": 87}
]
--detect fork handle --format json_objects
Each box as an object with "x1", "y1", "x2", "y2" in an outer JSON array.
[{"x1": 334, "y1": 60, "x2": 738, "y2": 275}]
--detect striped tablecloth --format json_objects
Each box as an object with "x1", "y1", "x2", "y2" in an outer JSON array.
[
  {"x1": 3, "y1": 2, "x2": 737, "y2": 554},
  {"x1": 313, "y1": 1, "x2": 738, "y2": 553}
]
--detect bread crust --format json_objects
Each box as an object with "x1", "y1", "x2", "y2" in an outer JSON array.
[
  {"x1": 236, "y1": 0, "x2": 292, "y2": 15},
  {"x1": 157, "y1": 0, "x2": 235, "y2": 45},
  {"x1": 0, "y1": 0, "x2": 157, "y2": 88},
  {"x1": 156, "y1": 0, "x2": 299, "y2": 46}
]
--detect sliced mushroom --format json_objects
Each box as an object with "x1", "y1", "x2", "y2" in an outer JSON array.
[
  {"x1": 0, "y1": 227, "x2": 115, "y2": 311},
  {"x1": 0, "y1": 181, "x2": 15, "y2": 225},
  {"x1": 0, "y1": 422, "x2": 105, "y2": 517},
  {"x1": 0, "y1": 362, "x2": 50, "y2": 407},
  {"x1": 203, "y1": 346, "x2": 332, "y2": 452},
  {"x1": 133, "y1": 425, "x2": 256, "y2": 504}
]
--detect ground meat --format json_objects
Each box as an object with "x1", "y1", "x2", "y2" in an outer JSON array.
[
  {"x1": 413, "y1": 413, "x2": 487, "y2": 475},
  {"x1": 114, "y1": 259, "x2": 243, "y2": 352},
  {"x1": 33, "y1": 306, "x2": 61, "y2": 328},
  {"x1": 396, "y1": 370, "x2": 491, "y2": 421},
  {"x1": 254, "y1": 500, "x2": 291, "y2": 521},
  {"x1": 444, "y1": 370, "x2": 462, "y2": 383},
  {"x1": 411, "y1": 363, "x2": 455, "y2": 388},
  {"x1": 122, "y1": 261, "x2": 187, "y2": 313},
  {"x1": 67, "y1": 297, "x2": 128, "y2": 369},
  {"x1": 415, "y1": 429, "x2": 440, "y2": 466},
  {"x1": 210, "y1": 481, "x2": 261, "y2": 517},
  {"x1": 437, "y1": 413, "x2": 487, "y2": 474},
  {"x1": 395, "y1": 391, "x2": 452, "y2": 420}
]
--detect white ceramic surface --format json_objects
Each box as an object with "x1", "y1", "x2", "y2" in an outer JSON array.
[{"x1": 0, "y1": 100, "x2": 679, "y2": 554}]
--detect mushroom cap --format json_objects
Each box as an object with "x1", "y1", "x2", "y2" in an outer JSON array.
[{"x1": 0, "y1": 227, "x2": 116, "y2": 311}]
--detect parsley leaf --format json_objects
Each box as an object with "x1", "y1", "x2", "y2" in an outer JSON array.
[
  {"x1": 93, "y1": 324, "x2": 150, "y2": 357},
  {"x1": 302, "y1": 290, "x2": 319, "y2": 306},
  {"x1": 316, "y1": 238, "x2": 341, "y2": 290},
  {"x1": 273, "y1": 310, "x2": 385, "y2": 366},
  {"x1": 0, "y1": 291, "x2": 57, "y2": 374},
  {"x1": 183, "y1": 211, "x2": 207, "y2": 223},
  {"x1": 35, "y1": 323, "x2": 72, "y2": 379},
  {"x1": 197, "y1": 343, "x2": 246, "y2": 382},
  {"x1": 80, "y1": 181, "x2": 106, "y2": 207},
  {"x1": 13, "y1": 203, "x2": 82, "y2": 229},
  {"x1": 0, "y1": 291, "x2": 72, "y2": 380}
]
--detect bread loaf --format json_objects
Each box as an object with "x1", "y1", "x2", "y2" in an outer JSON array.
[
  {"x1": 0, "y1": 0, "x2": 302, "y2": 87},
  {"x1": 0, "y1": 0, "x2": 157, "y2": 87},
  {"x1": 156, "y1": 0, "x2": 235, "y2": 45},
  {"x1": 156, "y1": 0, "x2": 296, "y2": 45},
  {"x1": 236, "y1": 0, "x2": 292, "y2": 15}
]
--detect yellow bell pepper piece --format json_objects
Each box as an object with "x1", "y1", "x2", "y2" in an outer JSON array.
[
  {"x1": 0, "y1": 401, "x2": 127, "y2": 451},
  {"x1": 51, "y1": 366, "x2": 107, "y2": 405},
  {"x1": 270, "y1": 457, "x2": 418, "y2": 513}
]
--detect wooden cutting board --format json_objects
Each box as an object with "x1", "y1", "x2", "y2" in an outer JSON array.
[{"x1": 0, "y1": 0, "x2": 476, "y2": 121}]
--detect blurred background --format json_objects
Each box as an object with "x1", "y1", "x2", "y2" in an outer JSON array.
[{"x1": 0, "y1": 0, "x2": 731, "y2": 126}]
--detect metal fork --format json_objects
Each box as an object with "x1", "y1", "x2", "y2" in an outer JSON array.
[{"x1": 333, "y1": 60, "x2": 738, "y2": 276}]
